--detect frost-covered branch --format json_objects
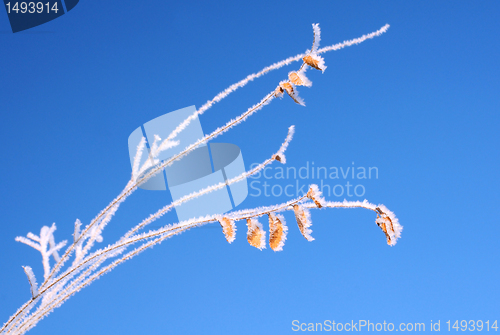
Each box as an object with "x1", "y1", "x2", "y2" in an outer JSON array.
[
  {"x1": 3, "y1": 23, "x2": 396, "y2": 335},
  {"x1": 161, "y1": 24, "x2": 389, "y2": 146},
  {"x1": 21, "y1": 267, "x2": 38, "y2": 299},
  {"x1": 124, "y1": 125, "x2": 295, "y2": 239},
  {"x1": 15, "y1": 224, "x2": 66, "y2": 281},
  {"x1": 30, "y1": 126, "x2": 293, "y2": 306}
]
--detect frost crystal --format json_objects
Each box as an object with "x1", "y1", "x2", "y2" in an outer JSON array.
[
  {"x1": 293, "y1": 205, "x2": 314, "y2": 241},
  {"x1": 246, "y1": 218, "x2": 266, "y2": 250},
  {"x1": 268, "y1": 213, "x2": 288, "y2": 252}
]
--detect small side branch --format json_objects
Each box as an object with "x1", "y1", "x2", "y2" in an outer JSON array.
[{"x1": 22, "y1": 266, "x2": 38, "y2": 299}]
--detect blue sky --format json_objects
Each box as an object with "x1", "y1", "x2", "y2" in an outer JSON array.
[{"x1": 1, "y1": 1, "x2": 499, "y2": 334}]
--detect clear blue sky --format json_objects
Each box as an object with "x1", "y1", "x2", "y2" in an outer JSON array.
[{"x1": 1, "y1": 1, "x2": 499, "y2": 334}]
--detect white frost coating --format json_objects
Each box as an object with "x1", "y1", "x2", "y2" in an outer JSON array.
[
  {"x1": 280, "y1": 81, "x2": 305, "y2": 106},
  {"x1": 216, "y1": 216, "x2": 236, "y2": 243},
  {"x1": 247, "y1": 218, "x2": 266, "y2": 250},
  {"x1": 125, "y1": 125, "x2": 295, "y2": 238},
  {"x1": 26, "y1": 233, "x2": 40, "y2": 243},
  {"x1": 131, "y1": 137, "x2": 146, "y2": 180},
  {"x1": 225, "y1": 188, "x2": 308, "y2": 220},
  {"x1": 147, "y1": 135, "x2": 180, "y2": 163},
  {"x1": 57, "y1": 25, "x2": 390, "y2": 278},
  {"x1": 311, "y1": 23, "x2": 321, "y2": 53},
  {"x1": 135, "y1": 134, "x2": 161, "y2": 182},
  {"x1": 21, "y1": 246, "x2": 126, "y2": 334},
  {"x1": 307, "y1": 184, "x2": 327, "y2": 207},
  {"x1": 22, "y1": 266, "x2": 38, "y2": 298},
  {"x1": 73, "y1": 222, "x2": 104, "y2": 266},
  {"x1": 15, "y1": 236, "x2": 41, "y2": 252},
  {"x1": 96, "y1": 25, "x2": 390, "y2": 236},
  {"x1": 298, "y1": 70, "x2": 312, "y2": 87},
  {"x1": 137, "y1": 92, "x2": 276, "y2": 193},
  {"x1": 274, "y1": 125, "x2": 295, "y2": 164},
  {"x1": 17, "y1": 192, "x2": 401, "y2": 333},
  {"x1": 47, "y1": 238, "x2": 66, "y2": 263},
  {"x1": 303, "y1": 208, "x2": 313, "y2": 241},
  {"x1": 3, "y1": 296, "x2": 41, "y2": 334},
  {"x1": 302, "y1": 24, "x2": 327, "y2": 72},
  {"x1": 136, "y1": 196, "x2": 397, "y2": 247},
  {"x1": 268, "y1": 213, "x2": 288, "y2": 252},
  {"x1": 376, "y1": 204, "x2": 403, "y2": 245},
  {"x1": 5, "y1": 24, "x2": 395, "y2": 335},
  {"x1": 289, "y1": 70, "x2": 312, "y2": 87},
  {"x1": 16, "y1": 223, "x2": 67, "y2": 281},
  {"x1": 294, "y1": 206, "x2": 314, "y2": 241},
  {"x1": 73, "y1": 219, "x2": 82, "y2": 243},
  {"x1": 304, "y1": 54, "x2": 327, "y2": 72},
  {"x1": 275, "y1": 214, "x2": 288, "y2": 251},
  {"x1": 157, "y1": 139, "x2": 179, "y2": 155},
  {"x1": 317, "y1": 24, "x2": 390, "y2": 54},
  {"x1": 304, "y1": 199, "x2": 402, "y2": 245},
  {"x1": 163, "y1": 24, "x2": 389, "y2": 146},
  {"x1": 321, "y1": 199, "x2": 378, "y2": 211}
]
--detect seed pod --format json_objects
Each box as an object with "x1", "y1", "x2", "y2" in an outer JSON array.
[
  {"x1": 268, "y1": 213, "x2": 288, "y2": 251},
  {"x1": 219, "y1": 217, "x2": 236, "y2": 243},
  {"x1": 246, "y1": 218, "x2": 266, "y2": 250},
  {"x1": 293, "y1": 204, "x2": 314, "y2": 241}
]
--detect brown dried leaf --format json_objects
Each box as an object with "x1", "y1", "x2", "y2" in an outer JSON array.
[
  {"x1": 303, "y1": 55, "x2": 320, "y2": 70},
  {"x1": 293, "y1": 204, "x2": 314, "y2": 241},
  {"x1": 279, "y1": 82, "x2": 304, "y2": 106},
  {"x1": 288, "y1": 71, "x2": 312, "y2": 87},
  {"x1": 376, "y1": 215, "x2": 394, "y2": 245},
  {"x1": 302, "y1": 54, "x2": 326, "y2": 72},
  {"x1": 306, "y1": 188, "x2": 323, "y2": 208},
  {"x1": 219, "y1": 217, "x2": 236, "y2": 243},
  {"x1": 268, "y1": 213, "x2": 287, "y2": 251},
  {"x1": 246, "y1": 218, "x2": 265, "y2": 249},
  {"x1": 274, "y1": 85, "x2": 284, "y2": 98},
  {"x1": 288, "y1": 72, "x2": 303, "y2": 86},
  {"x1": 281, "y1": 82, "x2": 294, "y2": 95}
]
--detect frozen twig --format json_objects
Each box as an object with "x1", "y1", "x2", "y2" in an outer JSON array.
[
  {"x1": 2, "y1": 23, "x2": 397, "y2": 335},
  {"x1": 22, "y1": 267, "x2": 38, "y2": 299}
]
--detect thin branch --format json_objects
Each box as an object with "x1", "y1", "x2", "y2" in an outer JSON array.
[
  {"x1": 3, "y1": 24, "x2": 393, "y2": 335},
  {"x1": 39, "y1": 23, "x2": 391, "y2": 289},
  {"x1": 34, "y1": 126, "x2": 294, "y2": 301},
  {"x1": 22, "y1": 267, "x2": 38, "y2": 299}
]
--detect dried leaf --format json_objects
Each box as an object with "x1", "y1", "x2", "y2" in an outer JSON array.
[
  {"x1": 288, "y1": 71, "x2": 312, "y2": 87},
  {"x1": 302, "y1": 54, "x2": 326, "y2": 72},
  {"x1": 306, "y1": 184, "x2": 325, "y2": 208},
  {"x1": 246, "y1": 218, "x2": 266, "y2": 250},
  {"x1": 219, "y1": 217, "x2": 236, "y2": 243},
  {"x1": 274, "y1": 85, "x2": 284, "y2": 98},
  {"x1": 374, "y1": 205, "x2": 402, "y2": 246},
  {"x1": 376, "y1": 215, "x2": 395, "y2": 246},
  {"x1": 293, "y1": 204, "x2": 314, "y2": 241},
  {"x1": 268, "y1": 213, "x2": 288, "y2": 251},
  {"x1": 279, "y1": 81, "x2": 305, "y2": 106}
]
